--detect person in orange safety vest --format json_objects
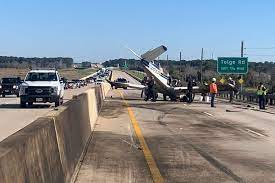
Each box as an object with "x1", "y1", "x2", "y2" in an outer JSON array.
[{"x1": 209, "y1": 78, "x2": 218, "y2": 107}]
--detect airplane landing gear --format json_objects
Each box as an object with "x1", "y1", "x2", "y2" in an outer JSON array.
[
  {"x1": 163, "y1": 94, "x2": 167, "y2": 101},
  {"x1": 180, "y1": 93, "x2": 195, "y2": 103}
]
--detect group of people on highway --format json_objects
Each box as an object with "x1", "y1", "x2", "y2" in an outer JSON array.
[
  {"x1": 141, "y1": 76, "x2": 157, "y2": 102},
  {"x1": 208, "y1": 77, "x2": 236, "y2": 107},
  {"x1": 140, "y1": 74, "x2": 268, "y2": 109},
  {"x1": 209, "y1": 77, "x2": 268, "y2": 109}
]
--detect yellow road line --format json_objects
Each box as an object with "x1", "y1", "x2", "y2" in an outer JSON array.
[{"x1": 118, "y1": 91, "x2": 164, "y2": 183}]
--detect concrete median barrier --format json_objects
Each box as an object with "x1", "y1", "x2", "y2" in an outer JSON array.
[
  {"x1": 0, "y1": 117, "x2": 64, "y2": 183},
  {"x1": 0, "y1": 83, "x2": 111, "y2": 183}
]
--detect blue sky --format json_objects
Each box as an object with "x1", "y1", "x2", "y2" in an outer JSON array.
[{"x1": 1, "y1": 0, "x2": 275, "y2": 62}]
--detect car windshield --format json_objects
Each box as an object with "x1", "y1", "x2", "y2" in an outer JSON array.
[
  {"x1": 2, "y1": 78, "x2": 18, "y2": 83},
  {"x1": 26, "y1": 72, "x2": 57, "y2": 81},
  {"x1": 117, "y1": 78, "x2": 127, "y2": 82}
]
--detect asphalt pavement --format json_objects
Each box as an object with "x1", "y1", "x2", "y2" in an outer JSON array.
[{"x1": 76, "y1": 70, "x2": 275, "y2": 183}]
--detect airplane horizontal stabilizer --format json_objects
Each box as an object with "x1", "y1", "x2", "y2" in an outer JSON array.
[{"x1": 141, "y1": 45, "x2": 167, "y2": 61}]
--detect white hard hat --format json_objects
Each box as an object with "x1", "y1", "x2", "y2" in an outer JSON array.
[
  {"x1": 228, "y1": 77, "x2": 232, "y2": 80},
  {"x1": 212, "y1": 78, "x2": 216, "y2": 82}
]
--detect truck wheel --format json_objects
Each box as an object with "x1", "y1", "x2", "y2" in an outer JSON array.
[
  {"x1": 55, "y1": 98, "x2": 61, "y2": 107},
  {"x1": 2, "y1": 94, "x2": 5, "y2": 98},
  {"x1": 20, "y1": 101, "x2": 26, "y2": 108},
  {"x1": 28, "y1": 102, "x2": 33, "y2": 107}
]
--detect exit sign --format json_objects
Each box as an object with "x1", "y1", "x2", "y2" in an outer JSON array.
[{"x1": 217, "y1": 57, "x2": 248, "y2": 74}]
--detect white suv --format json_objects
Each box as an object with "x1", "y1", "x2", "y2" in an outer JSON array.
[{"x1": 19, "y1": 69, "x2": 65, "y2": 107}]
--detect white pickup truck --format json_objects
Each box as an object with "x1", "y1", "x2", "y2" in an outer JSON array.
[{"x1": 19, "y1": 69, "x2": 65, "y2": 107}]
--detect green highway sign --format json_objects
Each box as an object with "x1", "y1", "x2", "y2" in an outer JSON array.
[{"x1": 217, "y1": 57, "x2": 248, "y2": 74}]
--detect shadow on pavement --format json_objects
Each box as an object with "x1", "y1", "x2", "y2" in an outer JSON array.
[{"x1": 0, "y1": 103, "x2": 51, "y2": 109}]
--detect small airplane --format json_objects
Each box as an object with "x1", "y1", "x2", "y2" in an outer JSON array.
[{"x1": 109, "y1": 45, "x2": 236, "y2": 102}]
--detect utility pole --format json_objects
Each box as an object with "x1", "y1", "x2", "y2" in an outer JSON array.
[
  {"x1": 200, "y1": 48, "x2": 204, "y2": 82},
  {"x1": 241, "y1": 41, "x2": 244, "y2": 58},
  {"x1": 240, "y1": 41, "x2": 244, "y2": 92},
  {"x1": 179, "y1": 52, "x2": 182, "y2": 73}
]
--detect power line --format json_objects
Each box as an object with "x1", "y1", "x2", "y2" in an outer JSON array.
[
  {"x1": 244, "y1": 47, "x2": 275, "y2": 50},
  {"x1": 244, "y1": 54, "x2": 275, "y2": 57}
]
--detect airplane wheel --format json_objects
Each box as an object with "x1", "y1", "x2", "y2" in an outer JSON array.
[
  {"x1": 180, "y1": 96, "x2": 188, "y2": 102},
  {"x1": 155, "y1": 93, "x2": 158, "y2": 99},
  {"x1": 192, "y1": 93, "x2": 195, "y2": 100}
]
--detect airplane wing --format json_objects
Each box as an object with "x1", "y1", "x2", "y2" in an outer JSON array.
[
  {"x1": 173, "y1": 83, "x2": 238, "y2": 94},
  {"x1": 141, "y1": 45, "x2": 167, "y2": 61},
  {"x1": 107, "y1": 79, "x2": 146, "y2": 90},
  {"x1": 124, "y1": 83, "x2": 146, "y2": 90}
]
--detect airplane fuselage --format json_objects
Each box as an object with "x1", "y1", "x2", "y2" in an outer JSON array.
[{"x1": 141, "y1": 59, "x2": 178, "y2": 99}]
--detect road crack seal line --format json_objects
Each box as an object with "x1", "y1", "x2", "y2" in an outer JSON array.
[
  {"x1": 159, "y1": 107, "x2": 245, "y2": 182},
  {"x1": 118, "y1": 90, "x2": 164, "y2": 183},
  {"x1": 203, "y1": 112, "x2": 213, "y2": 116},
  {"x1": 119, "y1": 138, "x2": 142, "y2": 150},
  {"x1": 189, "y1": 143, "x2": 245, "y2": 183},
  {"x1": 166, "y1": 125, "x2": 245, "y2": 183},
  {"x1": 245, "y1": 128, "x2": 266, "y2": 137},
  {"x1": 186, "y1": 107, "x2": 266, "y2": 139}
]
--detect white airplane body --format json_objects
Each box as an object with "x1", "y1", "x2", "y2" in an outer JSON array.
[{"x1": 118, "y1": 45, "x2": 202, "y2": 101}]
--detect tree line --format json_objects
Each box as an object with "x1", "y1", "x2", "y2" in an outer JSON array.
[
  {"x1": 0, "y1": 56, "x2": 73, "y2": 69},
  {"x1": 103, "y1": 58, "x2": 275, "y2": 88}
]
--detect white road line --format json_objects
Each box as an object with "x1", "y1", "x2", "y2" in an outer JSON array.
[
  {"x1": 245, "y1": 128, "x2": 265, "y2": 137},
  {"x1": 203, "y1": 112, "x2": 213, "y2": 116}
]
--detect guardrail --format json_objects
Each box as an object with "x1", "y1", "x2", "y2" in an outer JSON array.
[{"x1": 217, "y1": 91, "x2": 275, "y2": 106}]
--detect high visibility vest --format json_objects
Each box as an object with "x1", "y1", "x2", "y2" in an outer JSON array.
[
  {"x1": 210, "y1": 83, "x2": 218, "y2": 94},
  {"x1": 257, "y1": 86, "x2": 267, "y2": 96}
]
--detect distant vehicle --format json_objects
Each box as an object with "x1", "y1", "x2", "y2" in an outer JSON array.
[
  {"x1": 0, "y1": 77, "x2": 22, "y2": 97},
  {"x1": 114, "y1": 78, "x2": 128, "y2": 89},
  {"x1": 19, "y1": 69, "x2": 65, "y2": 107},
  {"x1": 79, "y1": 80, "x2": 87, "y2": 87},
  {"x1": 72, "y1": 79, "x2": 81, "y2": 88},
  {"x1": 67, "y1": 81, "x2": 77, "y2": 89},
  {"x1": 95, "y1": 79, "x2": 104, "y2": 85}
]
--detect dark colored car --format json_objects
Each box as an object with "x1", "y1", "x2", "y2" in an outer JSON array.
[
  {"x1": 0, "y1": 77, "x2": 22, "y2": 97},
  {"x1": 114, "y1": 78, "x2": 128, "y2": 89}
]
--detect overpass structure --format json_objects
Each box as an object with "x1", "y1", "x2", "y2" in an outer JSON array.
[{"x1": 1, "y1": 70, "x2": 275, "y2": 183}]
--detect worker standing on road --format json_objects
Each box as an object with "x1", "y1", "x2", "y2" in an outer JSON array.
[
  {"x1": 257, "y1": 82, "x2": 267, "y2": 109},
  {"x1": 210, "y1": 78, "x2": 218, "y2": 107},
  {"x1": 145, "y1": 76, "x2": 156, "y2": 102},
  {"x1": 168, "y1": 75, "x2": 172, "y2": 86},
  {"x1": 228, "y1": 77, "x2": 236, "y2": 103},
  {"x1": 140, "y1": 76, "x2": 148, "y2": 98}
]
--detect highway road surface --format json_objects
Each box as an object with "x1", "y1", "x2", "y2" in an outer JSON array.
[
  {"x1": 0, "y1": 85, "x2": 93, "y2": 142},
  {"x1": 76, "y1": 70, "x2": 275, "y2": 183}
]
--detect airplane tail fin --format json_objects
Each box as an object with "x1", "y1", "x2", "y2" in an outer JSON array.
[{"x1": 141, "y1": 45, "x2": 167, "y2": 61}]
